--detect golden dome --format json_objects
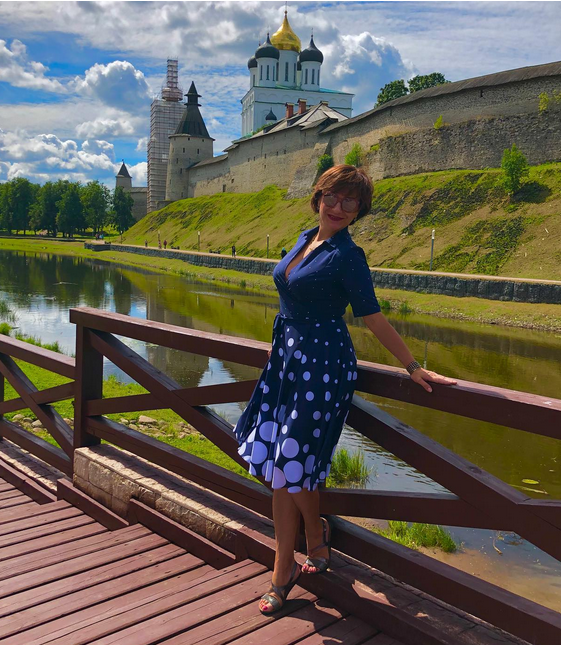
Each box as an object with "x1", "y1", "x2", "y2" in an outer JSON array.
[{"x1": 270, "y1": 12, "x2": 301, "y2": 53}]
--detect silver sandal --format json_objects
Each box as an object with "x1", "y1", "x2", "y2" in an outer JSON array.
[
  {"x1": 302, "y1": 516, "x2": 332, "y2": 574},
  {"x1": 258, "y1": 560, "x2": 301, "y2": 614}
]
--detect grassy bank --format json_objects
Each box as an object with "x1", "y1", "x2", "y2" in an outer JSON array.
[
  {"x1": 124, "y1": 163, "x2": 561, "y2": 281},
  {"x1": 1, "y1": 236, "x2": 561, "y2": 331}
]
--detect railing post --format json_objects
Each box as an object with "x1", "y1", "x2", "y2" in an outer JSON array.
[
  {"x1": 74, "y1": 325, "x2": 102, "y2": 452},
  {"x1": 0, "y1": 372, "x2": 4, "y2": 440}
]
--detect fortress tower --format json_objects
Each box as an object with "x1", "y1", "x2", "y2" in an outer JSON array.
[
  {"x1": 241, "y1": 10, "x2": 353, "y2": 136},
  {"x1": 115, "y1": 161, "x2": 148, "y2": 220},
  {"x1": 147, "y1": 59, "x2": 185, "y2": 213},
  {"x1": 166, "y1": 82, "x2": 214, "y2": 202}
]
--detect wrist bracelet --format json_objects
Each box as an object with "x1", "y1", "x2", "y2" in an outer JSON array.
[{"x1": 406, "y1": 360, "x2": 421, "y2": 375}]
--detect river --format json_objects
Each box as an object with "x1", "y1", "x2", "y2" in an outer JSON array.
[{"x1": 1, "y1": 249, "x2": 560, "y2": 610}]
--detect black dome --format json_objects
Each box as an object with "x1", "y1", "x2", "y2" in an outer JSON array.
[
  {"x1": 265, "y1": 109, "x2": 277, "y2": 121},
  {"x1": 255, "y1": 34, "x2": 279, "y2": 60},
  {"x1": 248, "y1": 54, "x2": 257, "y2": 69},
  {"x1": 299, "y1": 35, "x2": 323, "y2": 64}
]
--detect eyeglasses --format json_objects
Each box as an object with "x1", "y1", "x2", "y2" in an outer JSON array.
[{"x1": 322, "y1": 192, "x2": 360, "y2": 213}]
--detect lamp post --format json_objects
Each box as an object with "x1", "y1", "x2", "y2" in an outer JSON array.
[
  {"x1": 198, "y1": 231, "x2": 200, "y2": 252},
  {"x1": 266, "y1": 234, "x2": 270, "y2": 259},
  {"x1": 429, "y1": 229, "x2": 435, "y2": 271}
]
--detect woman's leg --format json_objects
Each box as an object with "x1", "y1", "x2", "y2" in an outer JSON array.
[
  {"x1": 259, "y1": 488, "x2": 301, "y2": 611},
  {"x1": 291, "y1": 488, "x2": 328, "y2": 572}
]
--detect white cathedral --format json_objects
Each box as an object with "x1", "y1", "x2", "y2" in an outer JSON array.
[{"x1": 241, "y1": 11, "x2": 353, "y2": 136}]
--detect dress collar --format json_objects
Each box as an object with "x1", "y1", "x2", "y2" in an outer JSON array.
[{"x1": 304, "y1": 225, "x2": 350, "y2": 249}]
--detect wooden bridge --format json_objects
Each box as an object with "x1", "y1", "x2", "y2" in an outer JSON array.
[{"x1": 0, "y1": 306, "x2": 559, "y2": 645}]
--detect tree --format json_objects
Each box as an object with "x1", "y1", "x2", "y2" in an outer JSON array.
[
  {"x1": 9, "y1": 178, "x2": 35, "y2": 234},
  {"x1": 111, "y1": 186, "x2": 135, "y2": 235},
  {"x1": 0, "y1": 182, "x2": 12, "y2": 232},
  {"x1": 82, "y1": 181, "x2": 109, "y2": 235},
  {"x1": 344, "y1": 143, "x2": 364, "y2": 167},
  {"x1": 317, "y1": 154, "x2": 334, "y2": 175},
  {"x1": 408, "y1": 72, "x2": 450, "y2": 93},
  {"x1": 376, "y1": 79, "x2": 408, "y2": 106},
  {"x1": 501, "y1": 144, "x2": 529, "y2": 195},
  {"x1": 56, "y1": 182, "x2": 83, "y2": 237}
]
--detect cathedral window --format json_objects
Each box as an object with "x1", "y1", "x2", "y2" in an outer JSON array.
[
  {"x1": 305, "y1": 69, "x2": 308, "y2": 85},
  {"x1": 312, "y1": 69, "x2": 315, "y2": 85},
  {"x1": 252, "y1": 75, "x2": 256, "y2": 87},
  {"x1": 266, "y1": 65, "x2": 269, "y2": 80},
  {"x1": 260, "y1": 66, "x2": 263, "y2": 81},
  {"x1": 294, "y1": 63, "x2": 296, "y2": 83},
  {"x1": 285, "y1": 62, "x2": 289, "y2": 82},
  {"x1": 318, "y1": 69, "x2": 320, "y2": 85}
]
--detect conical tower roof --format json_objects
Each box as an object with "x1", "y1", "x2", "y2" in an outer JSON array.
[
  {"x1": 271, "y1": 10, "x2": 301, "y2": 52},
  {"x1": 116, "y1": 161, "x2": 131, "y2": 178},
  {"x1": 173, "y1": 82, "x2": 213, "y2": 139}
]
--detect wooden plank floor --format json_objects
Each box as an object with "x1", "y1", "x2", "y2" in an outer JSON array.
[{"x1": 0, "y1": 477, "x2": 399, "y2": 645}]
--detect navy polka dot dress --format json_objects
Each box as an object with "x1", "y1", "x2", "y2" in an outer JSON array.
[{"x1": 233, "y1": 225, "x2": 381, "y2": 493}]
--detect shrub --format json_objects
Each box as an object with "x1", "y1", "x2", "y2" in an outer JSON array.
[
  {"x1": 370, "y1": 143, "x2": 380, "y2": 152},
  {"x1": 317, "y1": 154, "x2": 334, "y2": 175},
  {"x1": 501, "y1": 144, "x2": 529, "y2": 195},
  {"x1": 0, "y1": 322, "x2": 12, "y2": 336},
  {"x1": 539, "y1": 92, "x2": 550, "y2": 114},
  {"x1": 344, "y1": 143, "x2": 365, "y2": 167},
  {"x1": 375, "y1": 521, "x2": 457, "y2": 552},
  {"x1": 327, "y1": 448, "x2": 373, "y2": 487},
  {"x1": 433, "y1": 115, "x2": 444, "y2": 130},
  {"x1": 398, "y1": 301, "x2": 412, "y2": 314}
]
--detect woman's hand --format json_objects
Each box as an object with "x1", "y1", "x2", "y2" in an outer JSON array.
[{"x1": 410, "y1": 368, "x2": 457, "y2": 393}]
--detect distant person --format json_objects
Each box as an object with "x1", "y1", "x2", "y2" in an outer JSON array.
[
  {"x1": 281, "y1": 247, "x2": 287, "y2": 258},
  {"x1": 163, "y1": 239, "x2": 167, "y2": 249},
  {"x1": 232, "y1": 244, "x2": 236, "y2": 257},
  {"x1": 144, "y1": 239, "x2": 148, "y2": 247}
]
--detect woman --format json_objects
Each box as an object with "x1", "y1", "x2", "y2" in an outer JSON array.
[{"x1": 232, "y1": 165, "x2": 456, "y2": 614}]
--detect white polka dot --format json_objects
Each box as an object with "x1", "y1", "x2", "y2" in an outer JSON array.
[
  {"x1": 306, "y1": 391, "x2": 314, "y2": 401},
  {"x1": 313, "y1": 358, "x2": 317, "y2": 363},
  {"x1": 282, "y1": 438, "x2": 299, "y2": 458},
  {"x1": 259, "y1": 381, "x2": 264, "y2": 389},
  {"x1": 275, "y1": 443, "x2": 281, "y2": 459},
  {"x1": 334, "y1": 379, "x2": 338, "y2": 384},
  {"x1": 303, "y1": 444, "x2": 309, "y2": 453},
  {"x1": 314, "y1": 339, "x2": 318, "y2": 343},
  {"x1": 301, "y1": 355, "x2": 307, "y2": 364},
  {"x1": 353, "y1": 371, "x2": 358, "y2": 380},
  {"x1": 294, "y1": 350, "x2": 302, "y2": 359},
  {"x1": 315, "y1": 323, "x2": 320, "y2": 327},
  {"x1": 291, "y1": 409, "x2": 298, "y2": 419},
  {"x1": 294, "y1": 393, "x2": 298, "y2": 401},
  {"x1": 335, "y1": 403, "x2": 340, "y2": 407},
  {"x1": 323, "y1": 374, "x2": 330, "y2": 383},
  {"x1": 337, "y1": 328, "x2": 341, "y2": 332},
  {"x1": 325, "y1": 341, "x2": 329, "y2": 346},
  {"x1": 279, "y1": 348, "x2": 284, "y2": 356},
  {"x1": 251, "y1": 441, "x2": 267, "y2": 464},
  {"x1": 347, "y1": 371, "x2": 352, "y2": 380},
  {"x1": 313, "y1": 411, "x2": 321, "y2": 420},
  {"x1": 313, "y1": 428, "x2": 321, "y2": 438},
  {"x1": 267, "y1": 363, "x2": 272, "y2": 370},
  {"x1": 288, "y1": 372, "x2": 295, "y2": 381},
  {"x1": 325, "y1": 392, "x2": 331, "y2": 401},
  {"x1": 300, "y1": 336, "x2": 303, "y2": 340},
  {"x1": 279, "y1": 371, "x2": 284, "y2": 379},
  {"x1": 319, "y1": 470, "x2": 326, "y2": 480},
  {"x1": 284, "y1": 460, "x2": 304, "y2": 483},
  {"x1": 240, "y1": 441, "x2": 246, "y2": 454},
  {"x1": 340, "y1": 342, "x2": 343, "y2": 346},
  {"x1": 259, "y1": 421, "x2": 276, "y2": 441},
  {"x1": 345, "y1": 394, "x2": 350, "y2": 400},
  {"x1": 303, "y1": 371, "x2": 311, "y2": 381},
  {"x1": 287, "y1": 338, "x2": 294, "y2": 347},
  {"x1": 325, "y1": 360, "x2": 328, "y2": 365},
  {"x1": 248, "y1": 429, "x2": 256, "y2": 443},
  {"x1": 281, "y1": 424, "x2": 288, "y2": 434},
  {"x1": 305, "y1": 455, "x2": 315, "y2": 474},
  {"x1": 261, "y1": 403, "x2": 269, "y2": 412},
  {"x1": 263, "y1": 384, "x2": 269, "y2": 393},
  {"x1": 249, "y1": 464, "x2": 258, "y2": 476},
  {"x1": 272, "y1": 467, "x2": 286, "y2": 489},
  {"x1": 303, "y1": 477, "x2": 311, "y2": 490},
  {"x1": 325, "y1": 412, "x2": 331, "y2": 421},
  {"x1": 288, "y1": 486, "x2": 302, "y2": 493}
]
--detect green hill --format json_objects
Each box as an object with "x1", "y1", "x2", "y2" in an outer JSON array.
[{"x1": 124, "y1": 163, "x2": 561, "y2": 281}]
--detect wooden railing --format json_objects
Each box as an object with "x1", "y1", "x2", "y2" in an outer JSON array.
[{"x1": 1, "y1": 305, "x2": 561, "y2": 644}]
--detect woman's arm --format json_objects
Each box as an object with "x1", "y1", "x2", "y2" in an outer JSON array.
[{"x1": 362, "y1": 312, "x2": 456, "y2": 392}]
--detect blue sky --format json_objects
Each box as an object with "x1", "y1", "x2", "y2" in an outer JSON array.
[{"x1": 1, "y1": 1, "x2": 560, "y2": 188}]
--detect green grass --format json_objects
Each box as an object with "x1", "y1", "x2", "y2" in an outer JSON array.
[
  {"x1": 373, "y1": 520, "x2": 457, "y2": 552},
  {"x1": 327, "y1": 448, "x2": 373, "y2": 488}
]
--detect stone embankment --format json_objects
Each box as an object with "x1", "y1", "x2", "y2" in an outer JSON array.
[{"x1": 85, "y1": 242, "x2": 561, "y2": 305}]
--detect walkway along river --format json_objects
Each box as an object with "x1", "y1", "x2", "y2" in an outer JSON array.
[{"x1": 3, "y1": 248, "x2": 561, "y2": 610}]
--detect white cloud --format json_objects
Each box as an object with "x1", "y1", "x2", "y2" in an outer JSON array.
[
  {"x1": 129, "y1": 161, "x2": 147, "y2": 186},
  {"x1": 73, "y1": 60, "x2": 152, "y2": 112},
  {"x1": 76, "y1": 118, "x2": 137, "y2": 139},
  {"x1": 135, "y1": 137, "x2": 148, "y2": 152},
  {"x1": 0, "y1": 38, "x2": 66, "y2": 93}
]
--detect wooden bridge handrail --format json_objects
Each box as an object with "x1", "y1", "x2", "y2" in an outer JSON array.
[
  {"x1": 0, "y1": 334, "x2": 75, "y2": 379},
  {"x1": 70, "y1": 306, "x2": 561, "y2": 439}
]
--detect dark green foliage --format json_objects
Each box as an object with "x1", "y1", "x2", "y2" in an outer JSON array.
[
  {"x1": 501, "y1": 144, "x2": 529, "y2": 195},
  {"x1": 434, "y1": 115, "x2": 444, "y2": 130},
  {"x1": 344, "y1": 143, "x2": 364, "y2": 167},
  {"x1": 56, "y1": 182, "x2": 84, "y2": 237},
  {"x1": 409, "y1": 72, "x2": 450, "y2": 93},
  {"x1": 376, "y1": 79, "x2": 408, "y2": 106},
  {"x1": 82, "y1": 181, "x2": 110, "y2": 234},
  {"x1": 0, "y1": 178, "x2": 36, "y2": 233},
  {"x1": 30, "y1": 180, "x2": 69, "y2": 236},
  {"x1": 317, "y1": 154, "x2": 334, "y2": 174},
  {"x1": 111, "y1": 186, "x2": 135, "y2": 234}
]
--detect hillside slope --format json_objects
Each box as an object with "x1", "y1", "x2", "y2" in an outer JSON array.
[{"x1": 124, "y1": 163, "x2": 561, "y2": 280}]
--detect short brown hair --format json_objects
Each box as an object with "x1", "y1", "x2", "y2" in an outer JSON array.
[{"x1": 311, "y1": 164, "x2": 373, "y2": 221}]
